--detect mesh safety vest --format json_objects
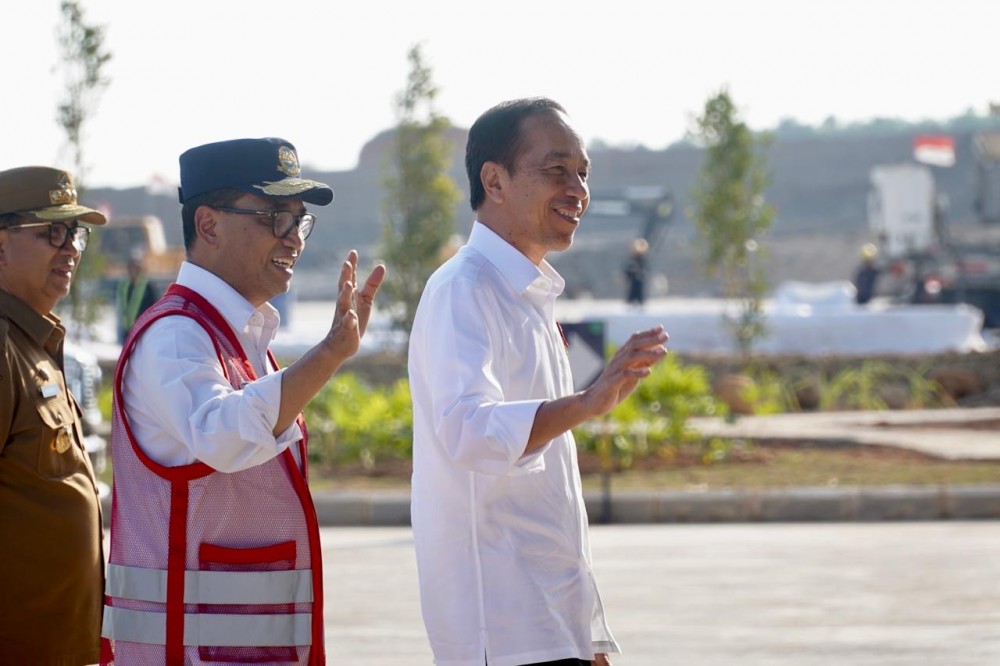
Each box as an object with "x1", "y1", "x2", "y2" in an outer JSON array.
[{"x1": 101, "y1": 284, "x2": 325, "y2": 665}]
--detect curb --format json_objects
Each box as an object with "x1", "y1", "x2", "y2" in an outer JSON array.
[
  {"x1": 588, "y1": 485, "x2": 1000, "y2": 523},
  {"x1": 100, "y1": 486, "x2": 1000, "y2": 528}
]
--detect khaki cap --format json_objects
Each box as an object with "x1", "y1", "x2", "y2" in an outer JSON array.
[{"x1": 0, "y1": 166, "x2": 107, "y2": 227}]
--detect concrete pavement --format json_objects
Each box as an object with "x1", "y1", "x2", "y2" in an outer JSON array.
[
  {"x1": 322, "y1": 523, "x2": 1000, "y2": 665},
  {"x1": 688, "y1": 406, "x2": 1000, "y2": 461}
]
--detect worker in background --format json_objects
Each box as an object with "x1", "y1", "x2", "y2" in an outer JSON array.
[
  {"x1": 116, "y1": 251, "x2": 158, "y2": 343},
  {"x1": 623, "y1": 237, "x2": 649, "y2": 307},
  {"x1": 853, "y1": 243, "x2": 881, "y2": 305}
]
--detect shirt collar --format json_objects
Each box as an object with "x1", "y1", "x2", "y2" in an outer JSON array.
[
  {"x1": 0, "y1": 290, "x2": 64, "y2": 352},
  {"x1": 176, "y1": 261, "x2": 280, "y2": 335},
  {"x1": 468, "y1": 222, "x2": 565, "y2": 301}
]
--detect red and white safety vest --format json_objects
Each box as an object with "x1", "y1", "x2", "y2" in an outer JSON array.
[{"x1": 101, "y1": 285, "x2": 325, "y2": 665}]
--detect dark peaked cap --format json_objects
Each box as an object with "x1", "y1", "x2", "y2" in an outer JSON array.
[{"x1": 177, "y1": 137, "x2": 334, "y2": 206}]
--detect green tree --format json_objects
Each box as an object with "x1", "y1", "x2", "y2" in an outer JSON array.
[
  {"x1": 56, "y1": 0, "x2": 111, "y2": 186},
  {"x1": 380, "y1": 44, "x2": 460, "y2": 337},
  {"x1": 689, "y1": 89, "x2": 774, "y2": 355},
  {"x1": 55, "y1": 0, "x2": 112, "y2": 330}
]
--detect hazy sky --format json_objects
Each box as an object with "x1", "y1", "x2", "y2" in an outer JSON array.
[{"x1": 4, "y1": 0, "x2": 997, "y2": 189}]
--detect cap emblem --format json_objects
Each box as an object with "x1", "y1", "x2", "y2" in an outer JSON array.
[
  {"x1": 277, "y1": 146, "x2": 301, "y2": 177},
  {"x1": 49, "y1": 174, "x2": 77, "y2": 205}
]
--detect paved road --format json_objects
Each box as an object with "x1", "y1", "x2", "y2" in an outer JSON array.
[{"x1": 322, "y1": 523, "x2": 1000, "y2": 665}]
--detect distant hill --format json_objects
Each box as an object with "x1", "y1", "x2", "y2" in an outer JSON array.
[{"x1": 87, "y1": 124, "x2": 1000, "y2": 300}]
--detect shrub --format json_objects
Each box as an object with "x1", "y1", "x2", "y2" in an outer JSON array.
[
  {"x1": 573, "y1": 354, "x2": 729, "y2": 469},
  {"x1": 818, "y1": 361, "x2": 955, "y2": 411},
  {"x1": 307, "y1": 374, "x2": 413, "y2": 470}
]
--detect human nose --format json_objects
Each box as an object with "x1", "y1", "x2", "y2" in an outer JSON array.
[
  {"x1": 59, "y1": 231, "x2": 84, "y2": 256},
  {"x1": 59, "y1": 241, "x2": 82, "y2": 259},
  {"x1": 281, "y1": 225, "x2": 306, "y2": 251},
  {"x1": 566, "y1": 172, "x2": 588, "y2": 201}
]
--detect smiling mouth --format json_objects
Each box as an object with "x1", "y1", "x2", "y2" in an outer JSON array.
[
  {"x1": 554, "y1": 208, "x2": 582, "y2": 224},
  {"x1": 272, "y1": 257, "x2": 296, "y2": 270}
]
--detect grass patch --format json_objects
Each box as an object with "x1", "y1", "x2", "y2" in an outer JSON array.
[
  {"x1": 582, "y1": 442, "x2": 1000, "y2": 492},
  {"x1": 298, "y1": 441, "x2": 1000, "y2": 494}
]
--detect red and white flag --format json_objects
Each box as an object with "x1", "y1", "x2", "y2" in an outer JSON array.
[{"x1": 913, "y1": 135, "x2": 955, "y2": 167}]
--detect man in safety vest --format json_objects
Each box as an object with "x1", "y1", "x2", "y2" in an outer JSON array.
[
  {"x1": 101, "y1": 138, "x2": 385, "y2": 665},
  {"x1": 115, "y1": 252, "x2": 158, "y2": 343}
]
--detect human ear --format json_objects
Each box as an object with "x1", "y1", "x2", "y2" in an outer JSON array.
[
  {"x1": 193, "y1": 206, "x2": 220, "y2": 248},
  {"x1": 481, "y1": 161, "x2": 506, "y2": 204}
]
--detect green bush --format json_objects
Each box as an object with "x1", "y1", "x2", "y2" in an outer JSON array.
[
  {"x1": 306, "y1": 374, "x2": 413, "y2": 470},
  {"x1": 818, "y1": 360, "x2": 954, "y2": 411},
  {"x1": 98, "y1": 382, "x2": 113, "y2": 422},
  {"x1": 573, "y1": 354, "x2": 729, "y2": 469},
  {"x1": 742, "y1": 366, "x2": 800, "y2": 415},
  {"x1": 304, "y1": 357, "x2": 728, "y2": 472}
]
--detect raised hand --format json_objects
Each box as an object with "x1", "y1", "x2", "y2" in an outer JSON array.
[
  {"x1": 581, "y1": 325, "x2": 668, "y2": 418},
  {"x1": 275, "y1": 251, "x2": 385, "y2": 435},
  {"x1": 326, "y1": 249, "x2": 386, "y2": 359}
]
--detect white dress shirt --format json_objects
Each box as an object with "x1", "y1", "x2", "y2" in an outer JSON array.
[
  {"x1": 121, "y1": 261, "x2": 302, "y2": 472},
  {"x1": 409, "y1": 222, "x2": 620, "y2": 666}
]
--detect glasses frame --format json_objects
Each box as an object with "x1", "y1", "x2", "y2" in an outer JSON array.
[
  {"x1": 6, "y1": 220, "x2": 90, "y2": 252},
  {"x1": 211, "y1": 206, "x2": 316, "y2": 240}
]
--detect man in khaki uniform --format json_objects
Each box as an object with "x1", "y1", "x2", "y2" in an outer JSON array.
[{"x1": 0, "y1": 166, "x2": 107, "y2": 664}]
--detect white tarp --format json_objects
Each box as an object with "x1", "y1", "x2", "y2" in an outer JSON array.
[
  {"x1": 73, "y1": 282, "x2": 990, "y2": 362},
  {"x1": 552, "y1": 281, "x2": 988, "y2": 356}
]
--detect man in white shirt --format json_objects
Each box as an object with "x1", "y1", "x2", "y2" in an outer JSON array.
[
  {"x1": 409, "y1": 99, "x2": 669, "y2": 666},
  {"x1": 102, "y1": 138, "x2": 385, "y2": 665}
]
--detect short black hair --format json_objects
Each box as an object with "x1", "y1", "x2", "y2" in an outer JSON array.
[
  {"x1": 465, "y1": 97, "x2": 567, "y2": 211},
  {"x1": 180, "y1": 188, "x2": 245, "y2": 250},
  {"x1": 0, "y1": 213, "x2": 23, "y2": 229}
]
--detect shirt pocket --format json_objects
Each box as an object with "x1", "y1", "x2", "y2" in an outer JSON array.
[{"x1": 35, "y1": 395, "x2": 84, "y2": 479}]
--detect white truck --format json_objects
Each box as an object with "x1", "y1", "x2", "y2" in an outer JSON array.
[
  {"x1": 867, "y1": 160, "x2": 1000, "y2": 328},
  {"x1": 867, "y1": 162, "x2": 938, "y2": 258}
]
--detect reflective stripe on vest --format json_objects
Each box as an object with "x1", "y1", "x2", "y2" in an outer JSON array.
[
  {"x1": 102, "y1": 607, "x2": 312, "y2": 647},
  {"x1": 105, "y1": 563, "x2": 314, "y2": 605}
]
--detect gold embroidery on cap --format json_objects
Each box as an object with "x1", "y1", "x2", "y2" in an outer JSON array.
[
  {"x1": 255, "y1": 179, "x2": 315, "y2": 196},
  {"x1": 49, "y1": 174, "x2": 78, "y2": 205},
  {"x1": 277, "y1": 146, "x2": 301, "y2": 177}
]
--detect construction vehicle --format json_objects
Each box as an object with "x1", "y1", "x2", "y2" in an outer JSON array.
[{"x1": 866, "y1": 142, "x2": 1000, "y2": 329}]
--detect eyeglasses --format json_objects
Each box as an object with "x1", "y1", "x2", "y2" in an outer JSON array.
[
  {"x1": 6, "y1": 221, "x2": 90, "y2": 252},
  {"x1": 212, "y1": 206, "x2": 316, "y2": 240}
]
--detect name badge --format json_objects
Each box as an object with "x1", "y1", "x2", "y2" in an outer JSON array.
[{"x1": 40, "y1": 383, "x2": 60, "y2": 399}]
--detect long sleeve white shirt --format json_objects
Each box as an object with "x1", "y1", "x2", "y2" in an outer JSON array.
[
  {"x1": 121, "y1": 261, "x2": 302, "y2": 472},
  {"x1": 409, "y1": 222, "x2": 619, "y2": 666}
]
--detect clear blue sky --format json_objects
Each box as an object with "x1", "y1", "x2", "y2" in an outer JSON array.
[{"x1": 3, "y1": 0, "x2": 997, "y2": 189}]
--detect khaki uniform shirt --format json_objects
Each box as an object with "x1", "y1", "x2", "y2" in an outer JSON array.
[{"x1": 0, "y1": 291, "x2": 103, "y2": 664}]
